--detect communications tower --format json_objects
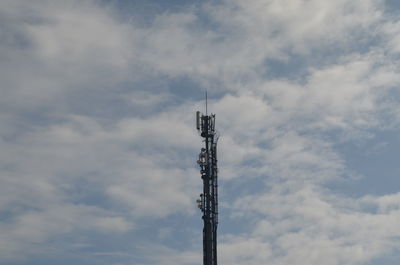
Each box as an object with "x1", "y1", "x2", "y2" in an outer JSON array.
[{"x1": 196, "y1": 109, "x2": 219, "y2": 265}]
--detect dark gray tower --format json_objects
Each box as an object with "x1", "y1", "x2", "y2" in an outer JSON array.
[{"x1": 196, "y1": 110, "x2": 219, "y2": 265}]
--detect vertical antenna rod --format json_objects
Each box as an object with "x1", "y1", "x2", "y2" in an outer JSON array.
[
  {"x1": 196, "y1": 107, "x2": 219, "y2": 265},
  {"x1": 205, "y1": 91, "x2": 208, "y2": 115}
]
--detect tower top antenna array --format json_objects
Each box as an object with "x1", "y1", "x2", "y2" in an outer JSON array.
[{"x1": 196, "y1": 108, "x2": 219, "y2": 265}]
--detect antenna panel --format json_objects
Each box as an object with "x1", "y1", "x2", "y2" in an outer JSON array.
[{"x1": 196, "y1": 111, "x2": 201, "y2": 130}]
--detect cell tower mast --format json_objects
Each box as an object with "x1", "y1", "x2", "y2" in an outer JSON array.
[{"x1": 196, "y1": 106, "x2": 219, "y2": 265}]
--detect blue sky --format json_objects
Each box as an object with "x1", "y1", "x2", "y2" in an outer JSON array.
[{"x1": 2, "y1": 0, "x2": 400, "y2": 264}]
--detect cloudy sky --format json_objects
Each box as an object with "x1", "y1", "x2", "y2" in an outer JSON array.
[{"x1": 3, "y1": 0, "x2": 400, "y2": 264}]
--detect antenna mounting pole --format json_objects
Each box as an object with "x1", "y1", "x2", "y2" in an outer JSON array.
[{"x1": 206, "y1": 91, "x2": 208, "y2": 115}]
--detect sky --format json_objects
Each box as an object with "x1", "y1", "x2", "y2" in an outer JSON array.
[{"x1": 3, "y1": 0, "x2": 400, "y2": 264}]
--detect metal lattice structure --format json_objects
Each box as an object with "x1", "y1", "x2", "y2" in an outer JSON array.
[{"x1": 196, "y1": 110, "x2": 219, "y2": 265}]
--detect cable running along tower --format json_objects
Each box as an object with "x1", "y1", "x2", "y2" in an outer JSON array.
[{"x1": 196, "y1": 103, "x2": 219, "y2": 265}]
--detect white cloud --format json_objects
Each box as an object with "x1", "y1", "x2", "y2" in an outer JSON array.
[
  {"x1": 0, "y1": 110, "x2": 200, "y2": 257},
  {"x1": 0, "y1": 203, "x2": 134, "y2": 259},
  {"x1": 226, "y1": 184, "x2": 400, "y2": 265},
  {"x1": 135, "y1": 244, "x2": 201, "y2": 265}
]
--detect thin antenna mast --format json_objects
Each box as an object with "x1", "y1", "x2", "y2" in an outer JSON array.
[{"x1": 205, "y1": 91, "x2": 208, "y2": 115}]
